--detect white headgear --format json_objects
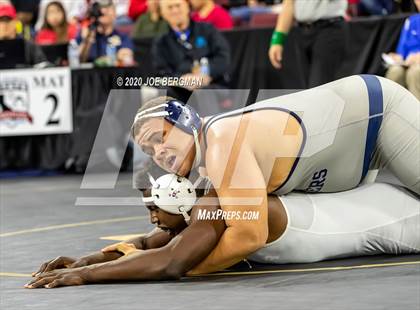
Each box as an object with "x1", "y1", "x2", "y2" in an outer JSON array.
[{"x1": 142, "y1": 173, "x2": 204, "y2": 223}]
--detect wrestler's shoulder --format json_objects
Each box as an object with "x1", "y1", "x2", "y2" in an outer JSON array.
[{"x1": 205, "y1": 118, "x2": 237, "y2": 146}]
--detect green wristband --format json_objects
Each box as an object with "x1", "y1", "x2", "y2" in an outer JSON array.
[{"x1": 271, "y1": 31, "x2": 287, "y2": 46}]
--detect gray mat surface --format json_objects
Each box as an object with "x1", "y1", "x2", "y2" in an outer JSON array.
[{"x1": 1, "y1": 173, "x2": 419, "y2": 310}]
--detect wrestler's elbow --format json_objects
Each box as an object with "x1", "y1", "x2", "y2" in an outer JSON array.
[
  {"x1": 160, "y1": 259, "x2": 185, "y2": 280},
  {"x1": 162, "y1": 265, "x2": 183, "y2": 280},
  {"x1": 244, "y1": 232, "x2": 267, "y2": 252},
  {"x1": 233, "y1": 226, "x2": 268, "y2": 253}
]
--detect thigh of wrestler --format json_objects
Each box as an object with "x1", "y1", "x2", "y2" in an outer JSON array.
[
  {"x1": 249, "y1": 183, "x2": 420, "y2": 264},
  {"x1": 372, "y1": 76, "x2": 420, "y2": 194}
]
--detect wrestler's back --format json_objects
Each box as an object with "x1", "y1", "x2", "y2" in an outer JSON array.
[{"x1": 204, "y1": 75, "x2": 381, "y2": 194}]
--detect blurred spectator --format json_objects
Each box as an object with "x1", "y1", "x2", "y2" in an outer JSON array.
[
  {"x1": 35, "y1": 1, "x2": 78, "y2": 45},
  {"x1": 385, "y1": 0, "x2": 420, "y2": 100},
  {"x1": 128, "y1": 0, "x2": 147, "y2": 21},
  {"x1": 190, "y1": 0, "x2": 233, "y2": 30},
  {"x1": 11, "y1": 0, "x2": 40, "y2": 25},
  {"x1": 395, "y1": 0, "x2": 418, "y2": 13},
  {"x1": 11, "y1": 0, "x2": 40, "y2": 39},
  {"x1": 77, "y1": 0, "x2": 134, "y2": 66},
  {"x1": 230, "y1": 0, "x2": 273, "y2": 24},
  {"x1": 268, "y1": 0, "x2": 347, "y2": 88},
  {"x1": 131, "y1": 0, "x2": 168, "y2": 39},
  {"x1": 152, "y1": 0, "x2": 230, "y2": 91},
  {"x1": 347, "y1": 0, "x2": 360, "y2": 17},
  {"x1": 36, "y1": 0, "x2": 87, "y2": 31},
  {"x1": 0, "y1": 2, "x2": 46, "y2": 65}
]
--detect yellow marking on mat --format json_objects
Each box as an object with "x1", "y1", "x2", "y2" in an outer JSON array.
[
  {"x1": 192, "y1": 260, "x2": 420, "y2": 277},
  {"x1": 100, "y1": 234, "x2": 145, "y2": 241},
  {"x1": 0, "y1": 272, "x2": 31, "y2": 278},
  {"x1": 0, "y1": 216, "x2": 148, "y2": 238},
  {"x1": 1, "y1": 260, "x2": 419, "y2": 278}
]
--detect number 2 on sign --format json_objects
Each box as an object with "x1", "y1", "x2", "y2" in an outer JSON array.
[{"x1": 45, "y1": 93, "x2": 60, "y2": 125}]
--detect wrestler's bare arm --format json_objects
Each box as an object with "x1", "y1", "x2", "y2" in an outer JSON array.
[
  {"x1": 31, "y1": 228, "x2": 173, "y2": 276},
  {"x1": 81, "y1": 228, "x2": 173, "y2": 263},
  {"x1": 26, "y1": 204, "x2": 225, "y2": 287},
  {"x1": 188, "y1": 135, "x2": 269, "y2": 275},
  {"x1": 101, "y1": 227, "x2": 173, "y2": 252}
]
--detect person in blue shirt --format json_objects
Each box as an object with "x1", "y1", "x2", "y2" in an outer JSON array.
[
  {"x1": 385, "y1": 0, "x2": 420, "y2": 100},
  {"x1": 77, "y1": 0, "x2": 134, "y2": 66}
]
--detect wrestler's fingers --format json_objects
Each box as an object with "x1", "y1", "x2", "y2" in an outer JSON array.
[
  {"x1": 33, "y1": 256, "x2": 75, "y2": 277},
  {"x1": 25, "y1": 276, "x2": 57, "y2": 289},
  {"x1": 42, "y1": 257, "x2": 72, "y2": 273},
  {"x1": 45, "y1": 274, "x2": 86, "y2": 288},
  {"x1": 26, "y1": 275, "x2": 44, "y2": 287},
  {"x1": 32, "y1": 262, "x2": 48, "y2": 277},
  {"x1": 30, "y1": 270, "x2": 60, "y2": 286},
  {"x1": 45, "y1": 279, "x2": 64, "y2": 289}
]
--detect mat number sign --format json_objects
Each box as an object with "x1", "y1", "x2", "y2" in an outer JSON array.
[{"x1": 0, "y1": 67, "x2": 72, "y2": 136}]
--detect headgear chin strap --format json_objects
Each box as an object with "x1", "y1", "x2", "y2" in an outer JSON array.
[
  {"x1": 142, "y1": 173, "x2": 205, "y2": 224},
  {"x1": 134, "y1": 100, "x2": 203, "y2": 169}
]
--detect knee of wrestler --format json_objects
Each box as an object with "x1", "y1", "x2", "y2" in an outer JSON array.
[
  {"x1": 385, "y1": 65, "x2": 406, "y2": 85},
  {"x1": 406, "y1": 65, "x2": 420, "y2": 85}
]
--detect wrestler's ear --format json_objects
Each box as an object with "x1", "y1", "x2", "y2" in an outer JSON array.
[{"x1": 141, "y1": 188, "x2": 152, "y2": 197}]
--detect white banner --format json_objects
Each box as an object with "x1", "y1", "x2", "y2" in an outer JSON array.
[{"x1": 0, "y1": 67, "x2": 72, "y2": 136}]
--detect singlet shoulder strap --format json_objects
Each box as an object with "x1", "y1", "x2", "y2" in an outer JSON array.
[{"x1": 202, "y1": 113, "x2": 227, "y2": 148}]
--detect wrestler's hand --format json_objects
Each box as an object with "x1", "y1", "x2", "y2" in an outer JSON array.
[
  {"x1": 32, "y1": 256, "x2": 89, "y2": 277},
  {"x1": 268, "y1": 44, "x2": 283, "y2": 69},
  {"x1": 25, "y1": 268, "x2": 88, "y2": 289},
  {"x1": 101, "y1": 242, "x2": 139, "y2": 256}
]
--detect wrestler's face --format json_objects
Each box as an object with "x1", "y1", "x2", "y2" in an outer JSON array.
[
  {"x1": 144, "y1": 196, "x2": 187, "y2": 235},
  {"x1": 135, "y1": 118, "x2": 195, "y2": 176}
]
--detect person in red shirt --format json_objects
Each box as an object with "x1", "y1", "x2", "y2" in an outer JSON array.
[
  {"x1": 128, "y1": 0, "x2": 147, "y2": 21},
  {"x1": 190, "y1": 0, "x2": 233, "y2": 30},
  {"x1": 35, "y1": 1, "x2": 77, "y2": 45}
]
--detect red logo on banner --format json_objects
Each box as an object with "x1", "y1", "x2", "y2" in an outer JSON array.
[
  {"x1": 0, "y1": 78, "x2": 32, "y2": 128},
  {"x1": 0, "y1": 110, "x2": 33, "y2": 123}
]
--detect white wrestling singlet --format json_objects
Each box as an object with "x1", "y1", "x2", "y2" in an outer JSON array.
[
  {"x1": 248, "y1": 183, "x2": 420, "y2": 264},
  {"x1": 203, "y1": 75, "x2": 420, "y2": 195}
]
